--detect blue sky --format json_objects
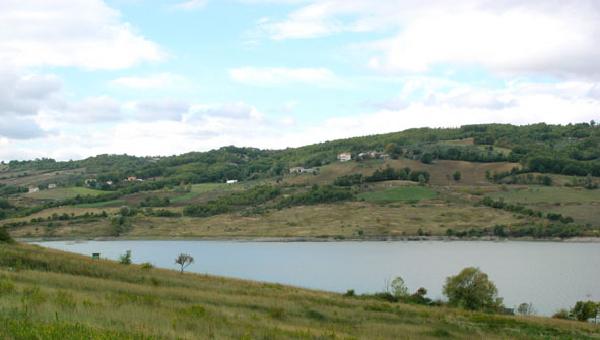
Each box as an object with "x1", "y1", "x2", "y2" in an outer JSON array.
[{"x1": 1, "y1": 0, "x2": 599, "y2": 161}]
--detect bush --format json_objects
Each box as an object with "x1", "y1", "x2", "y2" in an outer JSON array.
[
  {"x1": 552, "y1": 308, "x2": 571, "y2": 320},
  {"x1": 334, "y1": 174, "x2": 364, "y2": 186}
]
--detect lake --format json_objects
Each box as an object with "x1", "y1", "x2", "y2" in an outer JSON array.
[{"x1": 33, "y1": 240, "x2": 600, "y2": 316}]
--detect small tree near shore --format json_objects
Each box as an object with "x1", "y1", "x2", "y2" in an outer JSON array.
[{"x1": 175, "y1": 253, "x2": 194, "y2": 273}]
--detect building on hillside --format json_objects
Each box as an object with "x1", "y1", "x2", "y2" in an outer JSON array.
[
  {"x1": 226, "y1": 179, "x2": 238, "y2": 184},
  {"x1": 48, "y1": 183, "x2": 57, "y2": 189},
  {"x1": 28, "y1": 186, "x2": 39, "y2": 193},
  {"x1": 106, "y1": 181, "x2": 113, "y2": 186},
  {"x1": 337, "y1": 152, "x2": 352, "y2": 162},
  {"x1": 289, "y1": 167, "x2": 318, "y2": 174},
  {"x1": 126, "y1": 176, "x2": 137, "y2": 182}
]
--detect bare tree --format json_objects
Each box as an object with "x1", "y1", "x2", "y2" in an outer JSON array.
[{"x1": 175, "y1": 253, "x2": 194, "y2": 273}]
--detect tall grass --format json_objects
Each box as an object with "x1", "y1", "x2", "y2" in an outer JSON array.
[{"x1": 1, "y1": 243, "x2": 599, "y2": 339}]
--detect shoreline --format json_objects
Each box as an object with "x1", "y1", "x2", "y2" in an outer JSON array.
[{"x1": 19, "y1": 235, "x2": 600, "y2": 243}]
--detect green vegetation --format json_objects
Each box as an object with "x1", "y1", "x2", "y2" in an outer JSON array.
[
  {"x1": 1, "y1": 123, "x2": 599, "y2": 240},
  {"x1": 26, "y1": 187, "x2": 104, "y2": 200},
  {"x1": 358, "y1": 186, "x2": 437, "y2": 203},
  {"x1": 1, "y1": 243, "x2": 599, "y2": 339},
  {"x1": 443, "y1": 267, "x2": 503, "y2": 312}
]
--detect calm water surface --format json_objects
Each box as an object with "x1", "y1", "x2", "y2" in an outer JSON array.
[{"x1": 33, "y1": 240, "x2": 600, "y2": 316}]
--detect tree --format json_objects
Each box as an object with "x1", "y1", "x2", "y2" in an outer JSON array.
[
  {"x1": 384, "y1": 143, "x2": 401, "y2": 159},
  {"x1": 119, "y1": 250, "x2": 132, "y2": 265},
  {"x1": 571, "y1": 301, "x2": 599, "y2": 321},
  {"x1": 517, "y1": 302, "x2": 535, "y2": 316},
  {"x1": 390, "y1": 276, "x2": 409, "y2": 297},
  {"x1": 452, "y1": 171, "x2": 461, "y2": 181},
  {"x1": 0, "y1": 226, "x2": 14, "y2": 244},
  {"x1": 443, "y1": 267, "x2": 503, "y2": 311},
  {"x1": 421, "y1": 153, "x2": 433, "y2": 164},
  {"x1": 175, "y1": 253, "x2": 194, "y2": 273}
]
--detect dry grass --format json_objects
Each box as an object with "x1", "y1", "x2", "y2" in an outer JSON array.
[
  {"x1": 0, "y1": 243, "x2": 598, "y2": 339},
  {"x1": 9, "y1": 201, "x2": 528, "y2": 239}
]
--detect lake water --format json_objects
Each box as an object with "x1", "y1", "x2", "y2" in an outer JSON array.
[{"x1": 33, "y1": 240, "x2": 600, "y2": 316}]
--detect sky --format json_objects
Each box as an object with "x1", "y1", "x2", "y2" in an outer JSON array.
[{"x1": 1, "y1": 0, "x2": 600, "y2": 161}]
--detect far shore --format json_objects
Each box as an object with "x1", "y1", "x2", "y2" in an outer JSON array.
[{"x1": 19, "y1": 235, "x2": 600, "y2": 243}]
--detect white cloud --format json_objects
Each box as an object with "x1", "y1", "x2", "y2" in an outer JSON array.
[
  {"x1": 229, "y1": 67, "x2": 337, "y2": 86},
  {"x1": 111, "y1": 73, "x2": 184, "y2": 89},
  {"x1": 174, "y1": 0, "x2": 208, "y2": 10},
  {"x1": 257, "y1": 0, "x2": 600, "y2": 79},
  {"x1": 134, "y1": 99, "x2": 190, "y2": 121},
  {"x1": 0, "y1": 0, "x2": 163, "y2": 70}
]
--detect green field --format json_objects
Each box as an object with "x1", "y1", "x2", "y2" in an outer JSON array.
[
  {"x1": 489, "y1": 186, "x2": 600, "y2": 204},
  {"x1": 358, "y1": 186, "x2": 438, "y2": 203},
  {"x1": 75, "y1": 200, "x2": 126, "y2": 208},
  {"x1": 26, "y1": 187, "x2": 104, "y2": 201},
  {"x1": 170, "y1": 183, "x2": 235, "y2": 204},
  {"x1": 1, "y1": 242, "x2": 598, "y2": 339}
]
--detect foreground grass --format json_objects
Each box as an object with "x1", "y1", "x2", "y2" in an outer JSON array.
[{"x1": 1, "y1": 243, "x2": 599, "y2": 339}]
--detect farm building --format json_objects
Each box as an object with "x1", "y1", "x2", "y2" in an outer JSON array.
[
  {"x1": 289, "y1": 167, "x2": 318, "y2": 174},
  {"x1": 48, "y1": 183, "x2": 57, "y2": 189},
  {"x1": 226, "y1": 179, "x2": 238, "y2": 184},
  {"x1": 337, "y1": 152, "x2": 352, "y2": 162},
  {"x1": 28, "y1": 186, "x2": 39, "y2": 193}
]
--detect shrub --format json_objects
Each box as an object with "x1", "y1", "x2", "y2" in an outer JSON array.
[
  {"x1": 344, "y1": 289, "x2": 355, "y2": 297},
  {"x1": 140, "y1": 262, "x2": 153, "y2": 270},
  {"x1": 552, "y1": 308, "x2": 571, "y2": 320}
]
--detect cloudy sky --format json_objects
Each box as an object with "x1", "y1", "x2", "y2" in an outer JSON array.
[{"x1": 1, "y1": 0, "x2": 600, "y2": 161}]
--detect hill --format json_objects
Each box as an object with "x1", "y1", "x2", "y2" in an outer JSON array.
[
  {"x1": 1, "y1": 242, "x2": 599, "y2": 339},
  {"x1": 1, "y1": 122, "x2": 599, "y2": 240}
]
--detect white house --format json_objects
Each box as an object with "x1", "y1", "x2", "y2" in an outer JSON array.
[
  {"x1": 226, "y1": 179, "x2": 238, "y2": 184},
  {"x1": 289, "y1": 167, "x2": 318, "y2": 174},
  {"x1": 48, "y1": 183, "x2": 57, "y2": 189},
  {"x1": 28, "y1": 186, "x2": 39, "y2": 193},
  {"x1": 337, "y1": 152, "x2": 352, "y2": 162}
]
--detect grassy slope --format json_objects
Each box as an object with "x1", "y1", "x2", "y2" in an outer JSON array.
[
  {"x1": 1, "y1": 243, "x2": 599, "y2": 339},
  {"x1": 489, "y1": 186, "x2": 600, "y2": 227},
  {"x1": 9, "y1": 201, "x2": 529, "y2": 239},
  {"x1": 25, "y1": 187, "x2": 104, "y2": 200},
  {"x1": 284, "y1": 159, "x2": 519, "y2": 187},
  {"x1": 358, "y1": 186, "x2": 438, "y2": 203}
]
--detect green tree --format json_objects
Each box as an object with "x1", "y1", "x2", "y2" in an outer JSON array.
[
  {"x1": 119, "y1": 250, "x2": 132, "y2": 265},
  {"x1": 517, "y1": 302, "x2": 535, "y2": 316},
  {"x1": 421, "y1": 153, "x2": 433, "y2": 164},
  {"x1": 390, "y1": 277, "x2": 409, "y2": 297},
  {"x1": 571, "y1": 301, "x2": 599, "y2": 321},
  {"x1": 0, "y1": 226, "x2": 14, "y2": 244},
  {"x1": 443, "y1": 267, "x2": 503, "y2": 311},
  {"x1": 452, "y1": 171, "x2": 461, "y2": 181},
  {"x1": 384, "y1": 143, "x2": 401, "y2": 159}
]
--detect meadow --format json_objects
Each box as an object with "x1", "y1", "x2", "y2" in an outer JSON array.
[{"x1": 1, "y1": 242, "x2": 599, "y2": 339}]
